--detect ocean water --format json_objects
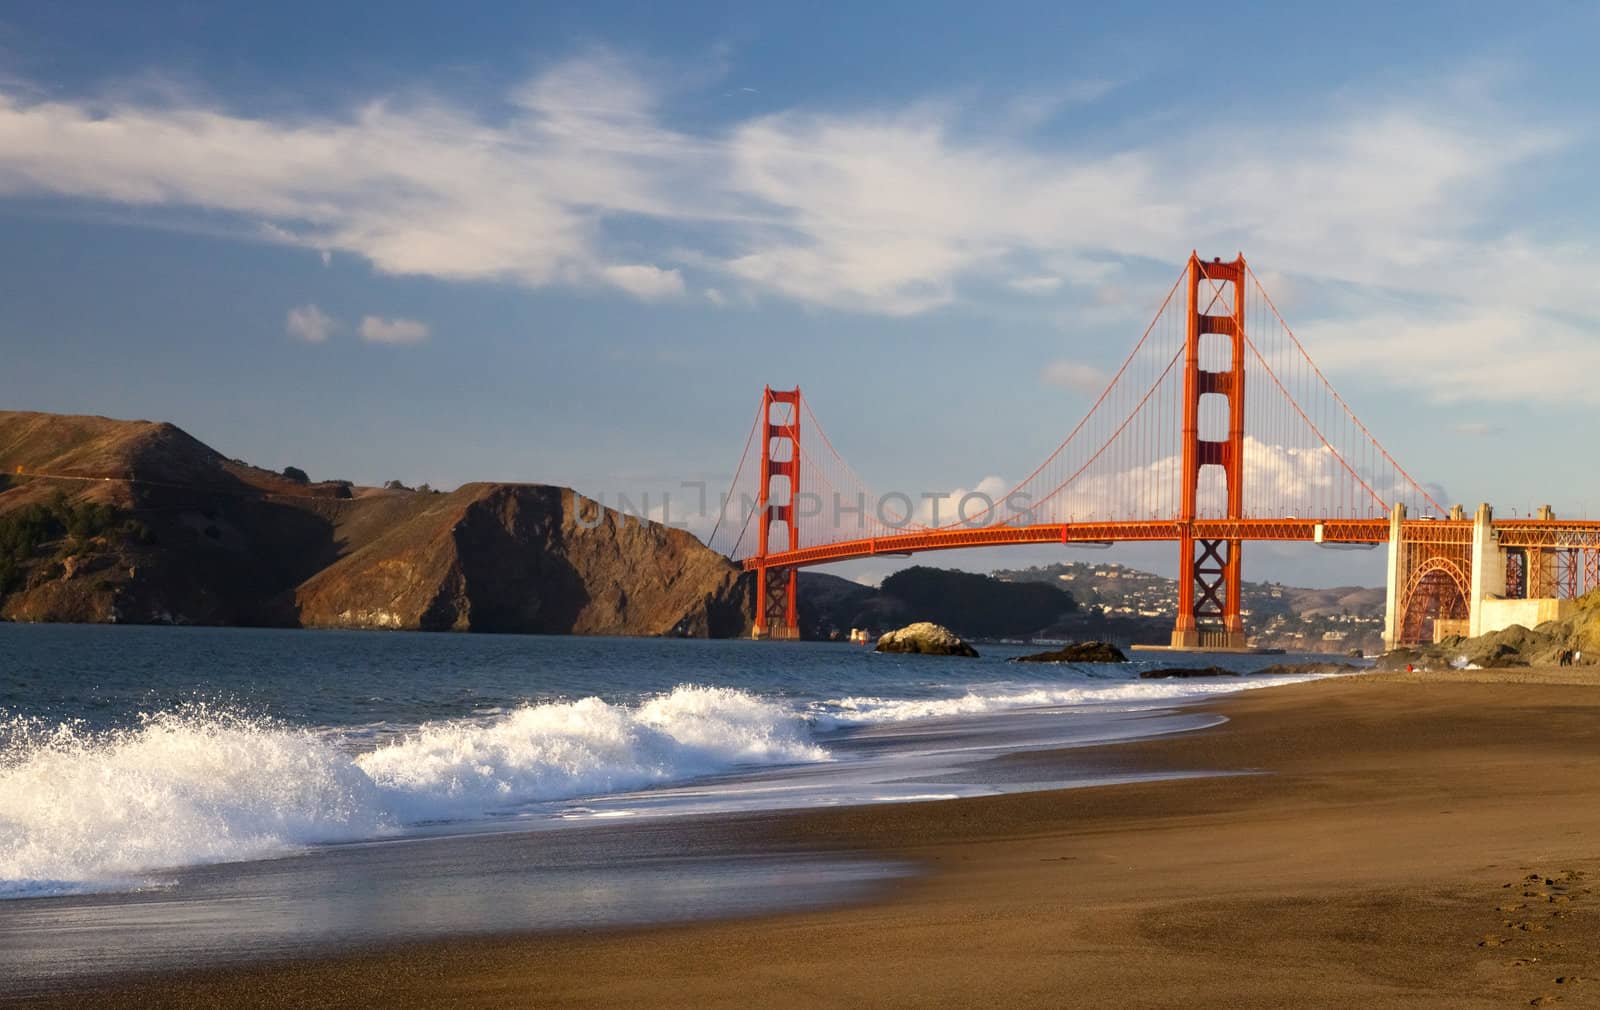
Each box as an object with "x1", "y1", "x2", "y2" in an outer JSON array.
[{"x1": 0, "y1": 624, "x2": 1351, "y2": 988}]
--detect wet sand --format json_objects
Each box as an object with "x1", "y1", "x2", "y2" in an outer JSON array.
[{"x1": 18, "y1": 669, "x2": 1600, "y2": 1009}]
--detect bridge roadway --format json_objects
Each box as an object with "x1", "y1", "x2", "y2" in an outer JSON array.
[{"x1": 740, "y1": 517, "x2": 1600, "y2": 571}]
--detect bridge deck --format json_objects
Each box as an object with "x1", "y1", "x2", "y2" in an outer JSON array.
[
  {"x1": 741, "y1": 518, "x2": 1390, "y2": 570},
  {"x1": 741, "y1": 517, "x2": 1600, "y2": 571}
]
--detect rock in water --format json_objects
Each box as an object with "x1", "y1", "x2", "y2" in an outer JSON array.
[
  {"x1": 1013, "y1": 641, "x2": 1127, "y2": 663},
  {"x1": 1139, "y1": 666, "x2": 1239, "y2": 679},
  {"x1": 1255, "y1": 662, "x2": 1366, "y2": 675},
  {"x1": 874, "y1": 622, "x2": 979, "y2": 657}
]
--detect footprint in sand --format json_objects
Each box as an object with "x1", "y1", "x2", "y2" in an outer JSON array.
[{"x1": 1530, "y1": 996, "x2": 1561, "y2": 1006}]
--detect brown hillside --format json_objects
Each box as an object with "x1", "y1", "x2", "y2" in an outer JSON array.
[
  {"x1": 0, "y1": 410, "x2": 352, "y2": 501},
  {"x1": 0, "y1": 411, "x2": 752, "y2": 635},
  {"x1": 296, "y1": 485, "x2": 747, "y2": 635}
]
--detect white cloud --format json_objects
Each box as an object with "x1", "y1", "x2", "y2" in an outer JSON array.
[
  {"x1": 602, "y1": 263, "x2": 684, "y2": 299},
  {"x1": 359, "y1": 315, "x2": 429, "y2": 345},
  {"x1": 997, "y1": 80, "x2": 1120, "y2": 132},
  {"x1": 0, "y1": 52, "x2": 1589, "y2": 384},
  {"x1": 0, "y1": 52, "x2": 693, "y2": 302},
  {"x1": 1007, "y1": 275, "x2": 1064, "y2": 295},
  {"x1": 285, "y1": 304, "x2": 336, "y2": 343},
  {"x1": 908, "y1": 476, "x2": 1016, "y2": 527},
  {"x1": 1041, "y1": 359, "x2": 1109, "y2": 393},
  {"x1": 704, "y1": 287, "x2": 727, "y2": 307},
  {"x1": 989, "y1": 436, "x2": 1440, "y2": 526},
  {"x1": 1299, "y1": 306, "x2": 1600, "y2": 403}
]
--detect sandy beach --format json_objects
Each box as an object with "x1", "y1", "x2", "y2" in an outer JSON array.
[{"x1": 18, "y1": 668, "x2": 1600, "y2": 1009}]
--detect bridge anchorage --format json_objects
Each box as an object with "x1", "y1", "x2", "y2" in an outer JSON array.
[{"x1": 708, "y1": 252, "x2": 1600, "y2": 650}]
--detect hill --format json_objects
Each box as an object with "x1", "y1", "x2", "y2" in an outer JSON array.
[
  {"x1": 0, "y1": 411, "x2": 749, "y2": 635},
  {"x1": 797, "y1": 566, "x2": 1078, "y2": 640},
  {"x1": 795, "y1": 559, "x2": 1387, "y2": 652},
  {"x1": 991, "y1": 560, "x2": 1385, "y2": 653}
]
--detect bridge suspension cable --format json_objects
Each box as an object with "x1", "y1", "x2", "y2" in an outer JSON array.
[
  {"x1": 712, "y1": 258, "x2": 1442, "y2": 565},
  {"x1": 713, "y1": 252, "x2": 1455, "y2": 642}
]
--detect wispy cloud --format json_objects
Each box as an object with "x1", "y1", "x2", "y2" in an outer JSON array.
[
  {"x1": 359, "y1": 315, "x2": 429, "y2": 345},
  {"x1": 0, "y1": 51, "x2": 1587, "y2": 390},
  {"x1": 1041, "y1": 359, "x2": 1109, "y2": 393},
  {"x1": 909, "y1": 476, "x2": 1016, "y2": 527},
  {"x1": 601, "y1": 263, "x2": 684, "y2": 300},
  {"x1": 996, "y1": 80, "x2": 1122, "y2": 132},
  {"x1": 285, "y1": 304, "x2": 336, "y2": 343},
  {"x1": 1301, "y1": 306, "x2": 1600, "y2": 403},
  {"x1": 1007, "y1": 275, "x2": 1064, "y2": 295}
]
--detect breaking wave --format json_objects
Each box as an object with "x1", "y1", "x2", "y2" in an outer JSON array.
[
  {"x1": 814, "y1": 673, "x2": 1330, "y2": 725},
  {"x1": 0, "y1": 687, "x2": 825, "y2": 898},
  {"x1": 0, "y1": 672, "x2": 1334, "y2": 898}
]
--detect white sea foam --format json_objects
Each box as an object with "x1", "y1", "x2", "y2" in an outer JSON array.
[
  {"x1": 0, "y1": 687, "x2": 824, "y2": 898},
  {"x1": 814, "y1": 673, "x2": 1330, "y2": 725},
  {"x1": 0, "y1": 674, "x2": 1335, "y2": 898},
  {"x1": 356, "y1": 687, "x2": 827, "y2": 823},
  {"x1": 0, "y1": 706, "x2": 388, "y2": 899}
]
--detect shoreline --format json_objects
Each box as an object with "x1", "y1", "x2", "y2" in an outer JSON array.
[{"x1": 18, "y1": 668, "x2": 1600, "y2": 1008}]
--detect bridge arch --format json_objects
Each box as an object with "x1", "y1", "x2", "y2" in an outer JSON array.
[{"x1": 1399, "y1": 557, "x2": 1470, "y2": 645}]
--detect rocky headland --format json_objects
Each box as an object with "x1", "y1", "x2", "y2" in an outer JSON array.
[{"x1": 0, "y1": 411, "x2": 750, "y2": 635}]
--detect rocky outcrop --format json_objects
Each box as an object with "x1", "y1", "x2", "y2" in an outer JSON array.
[
  {"x1": 1013, "y1": 641, "x2": 1126, "y2": 663},
  {"x1": 295, "y1": 485, "x2": 750, "y2": 636},
  {"x1": 1378, "y1": 596, "x2": 1600, "y2": 671},
  {"x1": 874, "y1": 622, "x2": 979, "y2": 657},
  {"x1": 1140, "y1": 666, "x2": 1238, "y2": 679},
  {"x1": 0, "y1": 411, "x2": 754, "y2": 636}
]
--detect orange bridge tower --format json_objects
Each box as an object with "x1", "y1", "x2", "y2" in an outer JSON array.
[
  {"x1": 753, "y1": 385, "x2": 801, "y2": 639},
  {"x1": 1171, "y1": 253, "x2": 1248, "y2": 649}
]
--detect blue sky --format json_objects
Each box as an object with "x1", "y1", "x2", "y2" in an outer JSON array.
[{"x1": 3, "y1": 1, "x2": 1598, "y2": 587}]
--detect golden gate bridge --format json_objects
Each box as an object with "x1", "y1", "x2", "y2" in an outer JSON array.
[{"x1": 708, "y1": 253, "x2": 1600, "y2": 649}]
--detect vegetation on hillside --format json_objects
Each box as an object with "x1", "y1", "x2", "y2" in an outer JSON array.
[{"x1": 0, "y1": 492, "x2": 145, "y2": 594}]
